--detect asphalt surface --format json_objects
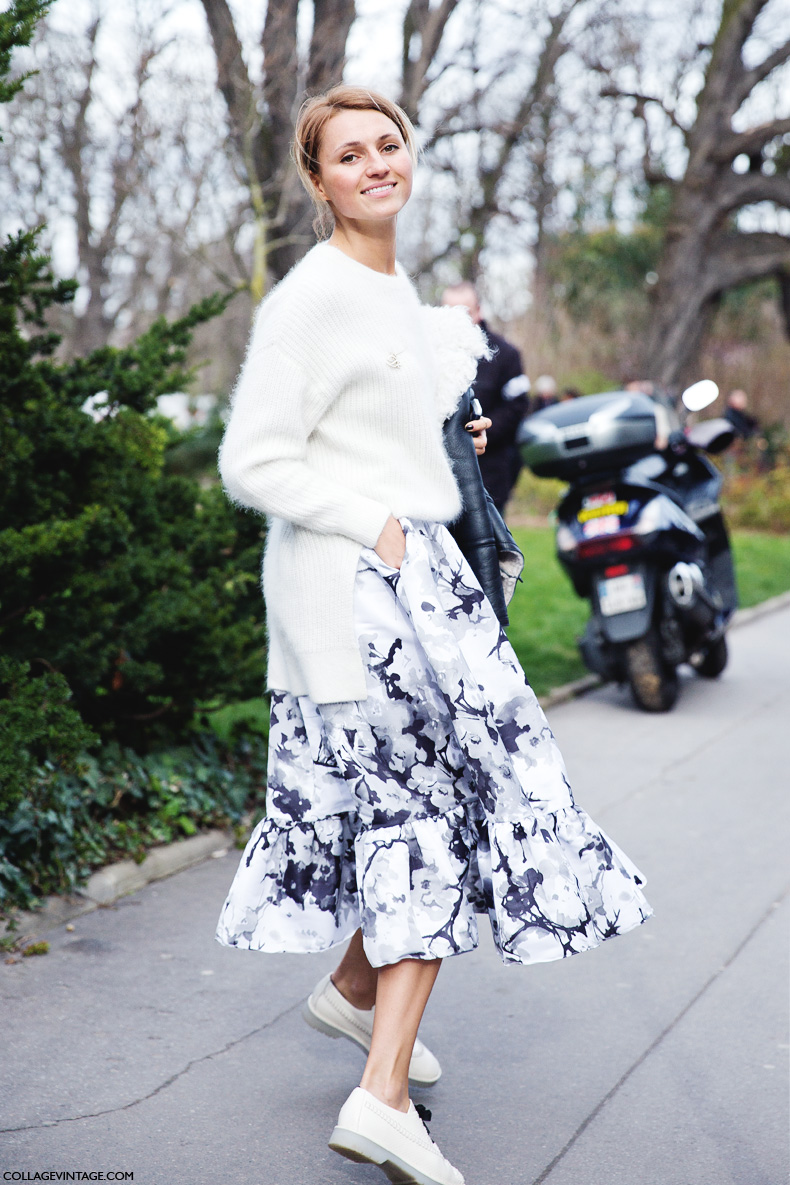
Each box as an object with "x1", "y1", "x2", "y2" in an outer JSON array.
[{"x1": 1, "y1": 605, "x2": 788, "y2": 1185}]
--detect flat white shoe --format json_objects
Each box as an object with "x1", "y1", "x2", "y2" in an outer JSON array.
[
  {"x1": 303, "y1": 973, "x2": 442, "y2": 1087},
  {"x1": 329, "y1": 1086, "x2": 464, "y2": 1185}
]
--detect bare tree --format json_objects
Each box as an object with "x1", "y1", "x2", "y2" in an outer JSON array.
[
  {"x1": 601, "y1": 0, "x2": 790, "y2": 388},
  {"x1": 425, "y1": 0, "x2": 584, "y2": 284},
  {"x1": 0, "y1": 7, "x2": 246, "y2": 355},
  {"x1": 200, "y1": 0, "x2": 362, "y2": 290}
]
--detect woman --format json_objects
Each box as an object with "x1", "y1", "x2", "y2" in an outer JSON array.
[{"x1": 216, "y1": 85, "x2": 651, "y2": 1185}]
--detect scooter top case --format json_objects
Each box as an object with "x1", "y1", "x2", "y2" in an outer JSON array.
[{"x1": 518, "y1": 391, "x2": 661, "y2": 480}]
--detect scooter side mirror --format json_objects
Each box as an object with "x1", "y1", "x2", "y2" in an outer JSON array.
[
  {"x1": 681, "y1": 380, "x2": 719, "y2": 411},
  {"x1": 686, "y1": 418, "x2": 736, "y2": 454}
]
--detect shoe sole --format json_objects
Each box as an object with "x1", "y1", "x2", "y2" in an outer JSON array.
[
  {"x1": 329, "y1": 1126, "x2": 452, "y2": 1185},
  {"x1": 302, "y1": 1002, "x2": 440, "y2": 1088},
  {"x1": 302, "y1": 1000, "x2": 368, "y2": 1050}
]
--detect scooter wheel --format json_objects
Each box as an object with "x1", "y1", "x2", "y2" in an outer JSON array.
[
  {"x1": 692, "y1": 635, "x2": 728, "y2": 678},
  {"x1": 625, "y1": 631, "x2": 679, "y2": 712}
]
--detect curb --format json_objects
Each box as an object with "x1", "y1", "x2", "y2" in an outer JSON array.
[
  {"x1": 538, "y1": 672, "x2": 602, "y2": 709},
  {"x1": 3, "y1": 829, "x2": 235, "y2": 946},
  {"x1": 5, "y1": 589, "x2": 789, "y2": 948},
  {"x1": 728, "y1": 588, "x2": 790, "y2": 631}
]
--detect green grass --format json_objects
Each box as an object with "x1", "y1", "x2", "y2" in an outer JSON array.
[
  {"x1": 507, "y1": 526, "x2": 790, "y2": 697},
  {"x1": 506, "y1": 528, "x2": 589, "y2": 696},
  {"x1": 731, "y1": 530, "x2": 790, "y2": 607},
  {"x1": 205, "y1": 697, "x2": 270, "y2": 744}
]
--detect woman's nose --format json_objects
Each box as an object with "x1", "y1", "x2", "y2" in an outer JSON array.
[{"x1": 366, "y1": 151, "x2": 389, "y2": 175}]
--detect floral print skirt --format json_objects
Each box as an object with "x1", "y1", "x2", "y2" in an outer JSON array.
[{"x1": 216, "y1": 519, "x2": 651, "y2": 968}]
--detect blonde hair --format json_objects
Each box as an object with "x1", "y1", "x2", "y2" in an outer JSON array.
[{"x1": 292, "y1": 85, "x2": 418, "y2": 239}]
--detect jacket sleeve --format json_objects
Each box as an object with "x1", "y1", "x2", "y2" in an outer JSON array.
[
  {"x1": 420, "y1": 305, "x2": 491, "y2": 421},
  {"x1": 219, "y1": 340, "x2": 391, "y2": 549},
  {"x1": 442, "y1": 390, "x2": 523, "y2": 626},
  {"x1": 484, "y1": 342, "x2": 530, "y2": 449}
]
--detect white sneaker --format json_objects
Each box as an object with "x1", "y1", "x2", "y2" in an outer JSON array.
[
  {"x1": 303, "y1": 973, "x2": 442, "y2": 1087},
  {"x1": 329, "y1": 1086, "x2": 464, "y2": 1185}
]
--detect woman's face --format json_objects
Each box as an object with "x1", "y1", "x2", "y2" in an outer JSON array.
[{"x1": 312, "y1": 108, "x2": 413, "y2": 226}]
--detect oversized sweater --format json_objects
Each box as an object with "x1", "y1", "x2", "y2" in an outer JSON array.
[{"x1": 219, "y1": 242, "x2": 488, "y2": 702}]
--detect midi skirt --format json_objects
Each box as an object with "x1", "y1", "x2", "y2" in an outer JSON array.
[{"x1": 216, "y1": 518, "x2": 652, "y2": 967}]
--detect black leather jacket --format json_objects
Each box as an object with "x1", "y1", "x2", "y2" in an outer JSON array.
[{"x1": 443, "y1": 389, "x2": 524, "y2": 626}]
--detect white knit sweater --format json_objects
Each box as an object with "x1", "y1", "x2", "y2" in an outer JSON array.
[{"x1": 219, "y1": 242, "x2": 488, "y2": 702}]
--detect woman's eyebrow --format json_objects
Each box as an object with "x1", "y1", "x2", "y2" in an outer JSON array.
[{"x1": 334, "y1": 132, "x2": 402, "y2": 152}]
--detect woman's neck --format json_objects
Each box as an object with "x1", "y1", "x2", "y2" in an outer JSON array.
[{"x1": 328, "y1": 219, "x2": 398, "y2": 276}]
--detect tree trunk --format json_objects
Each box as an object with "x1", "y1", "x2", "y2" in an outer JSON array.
[
  {"x1": 642, "y1": 0, "x2": 790, "y2": 388},
  {"x1": 200, "y1": 0, "x2": 355, "y2": 287}
]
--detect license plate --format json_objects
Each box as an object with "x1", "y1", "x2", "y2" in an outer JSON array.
[
  {"x1": 582, "y1": 515, "x2": 620, "y2": 538},
  {"x1": 598, "y1": 573, "x2": 647, "y2": 616},
  {"x1": 578, "y1": 498, "x2": 629, "y2": 523}
]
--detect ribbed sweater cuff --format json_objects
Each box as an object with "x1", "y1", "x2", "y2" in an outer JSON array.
[
  {"x1": 350, "y1": 497, "x2": 392, "y2": 549},
  {"x1": 268, "y1": 647, "x2": 369, "y2": 704}
]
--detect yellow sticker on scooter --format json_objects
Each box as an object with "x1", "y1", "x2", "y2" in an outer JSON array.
[{"x1": 578, "y1": 501, "x2": 629, "y2": 523}]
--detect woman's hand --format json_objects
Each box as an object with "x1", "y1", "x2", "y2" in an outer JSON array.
[
  {"x1": 375, "y1": 515, "x2": 406, "y2": 569},
  {"x1": 466, "y1": 415, "x2": 493, "y2": 456}
]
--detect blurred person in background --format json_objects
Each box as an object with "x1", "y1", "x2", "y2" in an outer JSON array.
[
  {"x1": 559, "y1": 386, "x2": 582, "y2": 402},
  {"x1": 725, "y1": 389, "x2": 760, "y2": 439},
  {"x1": 624, "y1": 378, "x2": 655, "y2": 396},
  {"x1": 441, "y1": 282, "x2": 530, "y2": 514},
  {"x1": 531, "y1": 373, "x2": 558, "y2": 411}
]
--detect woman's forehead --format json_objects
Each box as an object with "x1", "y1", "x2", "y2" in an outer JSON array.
[{"x1": 321, "y1": 108, "x2": 402, "y2": 154}]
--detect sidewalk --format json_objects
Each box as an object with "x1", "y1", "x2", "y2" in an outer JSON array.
[{"x1": 1, "y1": 606, "x2": 788, "y2": 1185}]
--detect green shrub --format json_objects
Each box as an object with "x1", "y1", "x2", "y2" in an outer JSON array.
[
  {"x1": 0, "y1": 227, "x2": 267, "y2": 750},
  {"x1": 0, "y1": 657, "x2": 95, "y2": 803},
  {"x1": 0, "y1": 228, "x2": 269, "y2": 910},
  {"x1": 0, "y1": 724, "x2": 267, "y2": 911},
  {"x1": 723, "y1": 464, "x2": 790, "y2": 533}
]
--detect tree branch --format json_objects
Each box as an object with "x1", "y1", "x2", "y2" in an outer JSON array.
[
  {"x1": 199, "y1": 0, "x2": 255, "y2": 155},
  {"x1": 734, "y1": 34, "x2": 790, "y2": 108},
  {"x1": 704, "y1": 229, "x2": 790, "y2": 296},
  {"x1": 59, "y1": 19, "x2": 98, "y2": 271},
  {"x1": 260, "y1": 0, "x2": 300, "y2": 180},
  {"x1": 400, "y1": 0, "x2": 460, "y2": 122},
  {"x1": 689, "y1": 0, "x2": 769, "y2": 138},
  {"x1": 599, "y1": 86, "x2": 688, "y2": 134},
  {"x1": 716, "y1": 116, "x2": 790, "y2": 162},
  {"x1": 306, "y1": 0, "x2": 356, "y2": 95},
  {"x1": 717, "y1": 170, "x2": 790, "y2": 214},
  {"x1": 488, "y1": 1, "x2": 576, "y2": 185}
]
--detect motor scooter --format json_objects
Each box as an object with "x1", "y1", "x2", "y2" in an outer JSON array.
[{"x1": 517, "y1": 382, "x2": 737, "y2": 711}]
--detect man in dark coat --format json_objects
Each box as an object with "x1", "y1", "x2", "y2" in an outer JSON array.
[
  {"x1": 441, "y1": 282, "x2": 530, "y2": 514},
  {"x1": 724, "y1": 389, "x2": 760, "y2": 439}
]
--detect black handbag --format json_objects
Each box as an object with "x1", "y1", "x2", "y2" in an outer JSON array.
[{"x1": 442, "y1": 388, "x2": 524, "y2": 626}]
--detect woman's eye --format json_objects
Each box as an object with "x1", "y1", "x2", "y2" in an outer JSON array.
[
  {"x1": 382, "y1": 143, "x2": 399, "y2": 153},
  {"x1": 340, "y1": 153, "x2": 356, "y2": 164}
]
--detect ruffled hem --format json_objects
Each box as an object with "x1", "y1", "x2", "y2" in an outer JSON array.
[
  {"x1": 216, "y1": 797, "x2": 651, "y2": 968},
  {"x1": 485, "y1": 806, "x2": 651, "y2": 964},
  {"x1": 215, "y1": 815, "x2": 359, "y2": 954}
]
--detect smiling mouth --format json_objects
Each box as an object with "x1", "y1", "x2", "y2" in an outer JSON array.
[{"x1": 362, "y1": 182, "x2": 396, "y2": 196}]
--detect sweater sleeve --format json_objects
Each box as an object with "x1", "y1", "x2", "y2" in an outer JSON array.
[
  {"x1": 219, "y1": 341, "x2": 392, "y2": 548},
  {"x1": 420, "y1": 305, "x2": 491, "y2": 421}
]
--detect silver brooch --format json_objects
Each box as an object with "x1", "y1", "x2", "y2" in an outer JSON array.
[{"x1": 386, "y1": 351, "x2": 403, "y2": 369}]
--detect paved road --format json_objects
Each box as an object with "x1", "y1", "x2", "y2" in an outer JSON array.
[{"x1": 2, "y1": 607, "x2": 788, "y2": 1185}]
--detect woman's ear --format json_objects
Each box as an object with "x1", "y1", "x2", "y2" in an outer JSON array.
[{"x1": 311, "y1": 171, "x2": 330, "y2": 204}]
